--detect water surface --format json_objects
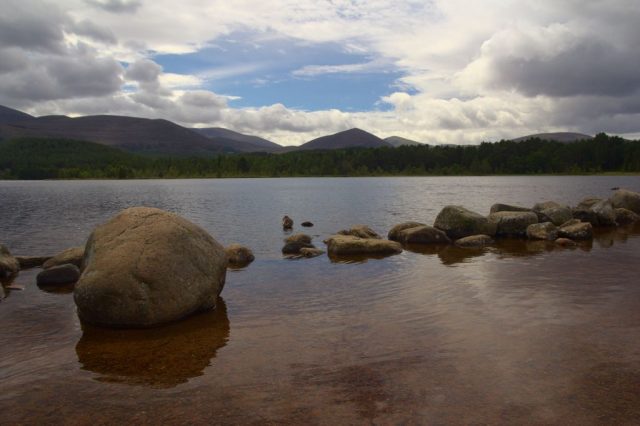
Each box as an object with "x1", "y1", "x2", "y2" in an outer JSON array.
[{"x1": 1, "y1": 176, "x2": 640, "y2": 424}]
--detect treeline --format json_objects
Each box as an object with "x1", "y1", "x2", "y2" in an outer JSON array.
[{"x1": 1, "y1": 134, "x2": 639, "y2": 180}]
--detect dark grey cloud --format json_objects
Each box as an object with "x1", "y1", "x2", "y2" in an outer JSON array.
[
  {"x1": 125, "y1": 59, "x2": 162, "y2": 84},
  {"x1": 72, "y1": 19, "x2": 118, "y2": 44},
  {"x1": 86, "y1": 0, "x2": 142, "y2": 14},
  {"x1": 0, "y1": 0, "x2": 67, "y2": 53},
  {"x1": 488, "y1": 39, "x2": 640, "y2": 97}
]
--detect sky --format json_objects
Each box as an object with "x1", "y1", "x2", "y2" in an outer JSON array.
[{"x1": 1, "y1": 0, "x2": 640, "y2": 146}]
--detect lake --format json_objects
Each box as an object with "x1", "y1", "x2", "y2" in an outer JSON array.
[{"x1": 2, "y1": 176, "x2": 640, "y2": 424}]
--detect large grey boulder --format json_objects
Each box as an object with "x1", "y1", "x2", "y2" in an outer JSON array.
[
  {"x1": 37, "y1": 264, "x2": 81, "y2": 286},
  {"x1": 537, "y1": 206, "x2": 573, "y2": 226},
  {"x1": 488, "y1": 211, "x2": 538, "y2": 237},
  {"x1": 324, "y1": 235, "x2": 402, "y2": 256},
  {"x1": 610, "y1": 189, "x2": 640, "y2": 214},
  {"x1": 434, "y1": 206, "x2": 497, "y2": 239},
  {"x1": 489, "y1": 203, "x2": 531, "y2": 214},
  {"x1": 74, "y1": 207, "x2": 228, "y2": 328},
  {"x1": 337, "y1": 225, "x2": 382, "y2": 239},
  {"x1": 395, "y1": 225, "x2": 451, "y2": 245},
  {"x1": 526, "y1": 222, "x2": 558, "y2": 241},
  {"x1": 590, "y1": 199, "x2": 617, "y2": 227},
  {"x1": 615, "y1": 208, "x2": 640, "y2": 225},
  {"x1": 558, "y1": 221, "x2": 593, "y2": 240},
  {"x1": 387, "y1": 222, "x2": 425, "y2": 241},
  {"x1": 0, "y1": 244, "x2": 19, "y2": 281},
  {"x1": 43, "y1": 247, "x2": 84, "y2": 270}
]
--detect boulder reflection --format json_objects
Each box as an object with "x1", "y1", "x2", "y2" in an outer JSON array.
[{"x1": 76, "y1": 297, "x2": 229, "y2": 389}]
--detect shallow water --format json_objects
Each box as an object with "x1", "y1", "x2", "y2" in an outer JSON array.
[{"x1": 1, "y1": 176, "x2": 640, "y2": 424}]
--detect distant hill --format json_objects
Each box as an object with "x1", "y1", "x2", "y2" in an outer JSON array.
[
  {"x1": 0, "y1": 114, "x2": 233, "y2": 156},
  {"x1": 298, "y1": 128, "x2": 391, "y2": 150},
  {"x1": 385, "y1": 136, "x2": 424, "y2": 147},
  {"x1": 511, "y1": 132, "x2": 593, "y2": 143},
  {"x1": 193, "y1": 127, "x2": 283, "y2": 152},
  {"x1": 0, "y1": 105, "x2": 34, "y2": 124}
]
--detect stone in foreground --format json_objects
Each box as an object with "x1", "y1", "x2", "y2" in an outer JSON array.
[
  {"x1": 434, "y1": 206, "x2": 497, "y2": 239},
  {"x1": 37, "y1": 264, "x2": 80, "y2": 286},
  {"x1": 610, "y1": 189, "x2": 640, "y2": 214},
  {"x1": 396, "y1": 225, "x2": 451, "y2": 245},
  {"x1": 337, "y1": 225, "x2": 382, "y2": 239},
  {"x1": 387, "y1": 221, "x2": 426, "y2": 241},
  {"x1": 324, "y1": 235, "x2": 402, "y2": 256},
  {"x1": 43, "y1": 247, "x2": 84, "y2": 270},
  {"x1": 558, "y1": 221, "x2": 593, "y2": 240},
  {"x1": 0, "y1": 244, "x2": 19, "y2": 280},
  {"x1": 225, "y1": 244, "x2": 255, "y2": 267},
  {"x1": 74, "y1": 207, "x2": 228, "y2": 328},
  {"x1": 615, "y1": 208, "x2": 640, "y2": 225},
  {"x1": 455, "y1": 234, "x2": 494, "y2": 248},
  {"x1": 489, "y1": 211, "x2": 538, "y2": 237},
  {"x1": 526, "y1": 222, "x2": 558, "y2": 241}
]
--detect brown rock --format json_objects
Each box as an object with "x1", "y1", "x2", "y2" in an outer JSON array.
[
  {"x1": 0, "y1": 244, "x2": 19, "y2": 281},
  {"x1": 337, "y1": 225, "x2": 382, "y2": 239},
  {"x1": 43, "y1": 247, "x2": 84, "y2": 270},
  {"x1": 610, "y1": 189, "x2": 640, "y2": 214},
  {"x1": 225, "y1": 244, "x2": 255, "y2": 267},
  {"x1": 615, "y1": 208, "x2": 640, "y2": 225},
  {"x1": 324, "y1": 235, "x2": 402, "y2": 256},
  {"x1": 285, "y1": 234, "x2": 312, "y2": 245},
  {"x1": 37, "y1": 264, "x2": 81, "y2": 286},
  {"x1": 526, "y1": 222, "x2": 558, "y2": 241},
  {"x1": 74, "y1": 207, "x2": 228, "y2": 328},
  {"x1": 488, "y1": 211, "x2": 538, "y2": 237},
  {"x1": 282, "y1": 215, "x2": 293, "y2": 229},
  {"x1": 434, "y1": 205, "x2": 497, "y2": 239},
  {"x1": 489, "y1": 203, "x2": 531, "y2": 214},
  {"x1": 455, "y1": 234, "x2": 494, "y2": 248},
  {"x1": 299, "y1": 248, "x2": 325, "y2": 258},
  {"x1": 387, "y1": 221, "x2": 425, "y2": 241},
  {"x1": 396, "y1": 225, "x2": 451, "y2": 245},
  {"x1": 558, "y1": 222, "x2": 593, "y2": 240}
]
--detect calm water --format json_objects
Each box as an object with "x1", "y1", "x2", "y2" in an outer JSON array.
[{"x1": 1, "y1": 176, "x2": 640, "y2": 425}]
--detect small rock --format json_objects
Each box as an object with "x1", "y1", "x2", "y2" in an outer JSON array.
[
  {"x1": 282, "y1": 215, "x2": 293, "y2": 230},
  {"x1": 610, "y1": 189, "x2": 640, "y2": 214},
  {"x1": 488, "y1": 211, "x2": 538, "y2": 237},
  {"x1": 282, "y1": 241, "x2": 315, "y2": 255},
  {"x1": 337, "y1": 225, "x2": 382, "y2": 239},
  {"x1": 526, "y1": 222, "x2": 558, "y2": 241},
  {"x1": 301, "y1": 221, "x2": 314, "y2": 227},
  {"x1": 434, "y1": 206, "x2": 497, "y2": 239},
  {"x1": 489, "y1": 203, "x2": 531, "y2": 214},
  {"x1": 37, "y1": 264, "x2": 81, "y2": 286},
  {"x1": 455, "y1": 234, "x2": 494, "y2": 248},
  {"x1": 15, "y1": 255, "x2": 52, "y2": 270},
  {"x1": 558, "y1": 222, "x2": 593, "y2": 240},
  {"x1": 299, "y1": 248, "x2": 325, "y2": 258},
  {"x1": 396, "y1": 225, "x2": 451, "y2": 245},
  {"x1": 324, "y1": 235, "x2": 402, "y2": 256},
  {"x1": 285, "y1": 234, "x2": 312, "y2": 245},
  {"x1": 615, "y1": 208, "x2": 640, "y2": 225},
  {"x1": 387, "y1": 221, "x2": 426, "y2": 241},
  {"x1": 43, "y1": 247, "x2": 84, "y2": 270},
  {"x1": 225, "y1": 244, "x2": 255, "y2": 267},
  {"x1": 0, "y1": 244, "x2": 19, "y2": 280},
  {"x1": 555, "y1": 238, "x2": 577, "y2": 247}
]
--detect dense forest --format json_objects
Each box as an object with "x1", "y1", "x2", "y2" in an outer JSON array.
[{"x1": 0, "y1": 133, "x2": 639, "y2": 179}]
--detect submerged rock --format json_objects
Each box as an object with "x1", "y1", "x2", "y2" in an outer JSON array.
[
  {"x1": 455, "y1": 234, "x2": 494, "y2": 248},
  {"x1": 324, "y1": 235, "x2": 402, "y2": 256},
  {"x1": 43, "y1": 247, "x2": 84, "y2": 270},
  {"x1": 337, "y1": 225, "x2": 382, "y2": 239},
  {"x1": 387, "y1": 221, "x2": 426, "y2": 242},
  {"x1": 74, "y1": 207, "x2": 228, "y2": 328},
  {"x1": 558, "y1": 221, "x2": 593, "y2": 240},
  {"x1": 489, "y1": 203, "x2": 531, "y2": 214},
  {"x1": 37, "y1": 264, "x2": 80, "y2": 286},
  {"x1": 0, "y1": 244, "x2": 19, "y2": 281},
  {"x1": 395, "y1": 225, "x2": 451, "y2": 245},
  {"x1": 526, "y1": 222, "x2": 558, "y2": 241},
  {"x1": 15, "y1": 255, "x2": 52, "y2": 270},
  {"x1": 434, "y1": 206, "x2": 497, "y2": 240},
  {"x1": 488, "y1": 211, "x2": 538, "y2": 237},
  {"x1": 615, "y1": 208, "x2": 640, "y2": 225},
  {"x1": 610, "y1": 189, "x2": 640, "y2": 214},
  {"x1": 301, "y1": 221, "x2": 314, "y2": 227},
  {"x1": 225, "y1": 244, "x2": 255, "y2": 267}
]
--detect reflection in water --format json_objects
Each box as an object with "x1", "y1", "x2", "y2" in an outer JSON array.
[
  {"x1": 76, "y1": 298, "x2": 229, "y2": 388},
  {"x1": 328, "y1": 252, "x2": 400, "y2": 264}
]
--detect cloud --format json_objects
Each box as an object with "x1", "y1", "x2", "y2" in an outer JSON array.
[
  {"x1": 292, "y1": 59, "x2": 393, "y2": 77},
  {"x1": 86, "y1": 0, "x2": 142, "y2": 14}
]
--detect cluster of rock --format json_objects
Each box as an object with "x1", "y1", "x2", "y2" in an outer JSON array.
[{"x1": 282, "y1": 234, "x2": 324, "y2": 258}]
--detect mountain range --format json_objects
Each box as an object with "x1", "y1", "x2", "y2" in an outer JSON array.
[{"x1": 0, "y1": 105, "x2": 593, "y2": 156}]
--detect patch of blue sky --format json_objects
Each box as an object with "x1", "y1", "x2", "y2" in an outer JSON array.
[{"x1": 152, "y1": 31, "x2": 408, "y2": 111}]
